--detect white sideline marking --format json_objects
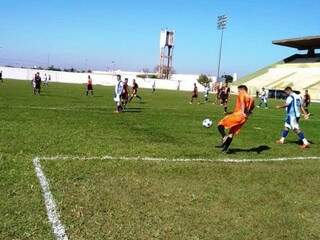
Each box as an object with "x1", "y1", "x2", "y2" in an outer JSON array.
[
  {"x1": 5, "y1": 105, "x2": 320, "y2": 121},
  {"x1": 33, "y1": 157, "x2": 68, "y2": 240},
  {"x1": 39, "y1": 155, "x2": 320, "y2": 163}
]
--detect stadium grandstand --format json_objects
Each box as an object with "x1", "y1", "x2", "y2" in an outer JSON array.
[{"x1": 233, "y1": 35, "x2": 320, "y2": 102}]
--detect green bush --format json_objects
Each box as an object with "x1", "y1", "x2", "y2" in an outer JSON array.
[
  {"x1": 136, "y1": 74, "x2": 158, "y2": 79},
  {"x1": 197, "y1": 74, "x2": 212, "y2": 86}
]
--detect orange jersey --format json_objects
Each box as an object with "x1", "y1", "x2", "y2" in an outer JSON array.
[
  {"x1": 218, "y1": 91, "x2": 254, "y2": 135},
  {"x1": 234, "y1": 92, "x2": 254, "y2": 115}
]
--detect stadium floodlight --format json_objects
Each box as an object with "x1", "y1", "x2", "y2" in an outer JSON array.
[{"x1": 217, "y1": 15, "x2": 228, "y2": 82}]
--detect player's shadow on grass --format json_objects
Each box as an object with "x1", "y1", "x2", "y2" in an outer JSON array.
[{"x1": 227, "y1": 145, "x2": 271, "y2": 154}]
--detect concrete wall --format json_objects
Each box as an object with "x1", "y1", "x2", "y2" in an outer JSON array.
[{"x1": 0, "y1": 66, "x2": 217, "y2": 92}]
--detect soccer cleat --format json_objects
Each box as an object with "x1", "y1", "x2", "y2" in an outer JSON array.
[
  {"x1": 222, "y1": 137, "x2": 233, "y2": 152},
  {"x1": 276, "y1": 140, "x2": 284, "y2": 144},
  {"x1": 300, "y1": 143, "x2": 310, "y2": 149},
  {"x1": 222, "y1": 136, "x2": 228, "y2": 145}
]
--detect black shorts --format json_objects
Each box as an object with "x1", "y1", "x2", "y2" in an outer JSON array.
[
  {"x1": 192, "y1": 94, "x2": 198, "y2": 98},
  {"x1": 121, "y1": 93, "x2": 129, "y2": 100},
  {"x1": 87, "y1": 84, "x2": 93, "y2": 91},
  {"x1": 221, "y1": 98, "x2": 228, "y2": 104}
]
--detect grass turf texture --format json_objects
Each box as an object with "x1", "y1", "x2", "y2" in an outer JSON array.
[{"x1": 0, "y1": 79, "x2": 320, "y2": 239}]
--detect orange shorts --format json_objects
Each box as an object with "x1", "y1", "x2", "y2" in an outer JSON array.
[{"x1": 218, "y1": 112, "x2": 247, "y2": 135}]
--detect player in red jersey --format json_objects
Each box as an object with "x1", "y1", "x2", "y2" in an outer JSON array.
[
  {"x1": 219, "y1": 86, "x2": 230, "y2": 114},
  {"x1": 129, "y1": 79, "x2": 142, "y2": 102},
  {"x1": 190, "y1": 83, "x2": 199, "y2": 104},
  {"x1": 303, "y1": 90, "x2": 311, "y2": 116},
  {"x1": 121, "y1": 78, "x2": 129, "y2": 108},
  {"x1": 86, "y1": 75, "x2": 94, "y2": 96}
]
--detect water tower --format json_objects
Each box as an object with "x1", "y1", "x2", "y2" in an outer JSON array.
[{"x1": 159, "y1": 29, "x2": 175, "y2": 79}]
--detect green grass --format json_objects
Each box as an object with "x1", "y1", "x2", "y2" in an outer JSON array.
[{"x1": 0, "y1": 79, "x2": 320, "y2": 239}]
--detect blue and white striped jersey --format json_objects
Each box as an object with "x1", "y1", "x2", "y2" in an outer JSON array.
[{"x1": 286, "y1": 93, "x2": 302, "y2": 118}]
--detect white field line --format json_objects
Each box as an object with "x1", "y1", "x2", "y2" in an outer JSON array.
[
  {"x1": 2, "y1": 105, "x2": 178, "y2": 112},
  {"x1": 33, "y1": 157, "x2": 68, "y2": 240},
  {"x1": 39, "y1": 155, "x2": 320, "y2": 163},
  {"x1": 4, "y1": 105, "x2": 320, "y2": 122}
]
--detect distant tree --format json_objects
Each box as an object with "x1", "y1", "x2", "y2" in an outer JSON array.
[
  {"x1": 154, "y1": 65, "x2": 176, "y2": 78},
  {"x1": 63, "y1": 68, "x2": 78, "y2": 72},
  {"x1": 197, "y1": 74, "x2": 212, "y2": 86},
  {"x1": 222, "y1": 74, "x2": 233, "y2": 83},
  {"x1": 142, "y1": 68, "x2": 150, "y2": 74},
  {"x1": 47, "y1": 65, "x2": 61, "y2": 71}
]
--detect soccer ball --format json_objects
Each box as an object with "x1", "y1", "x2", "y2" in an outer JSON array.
[{"x1": 202, "y1": 118, "x2": 213, "y2": 128}]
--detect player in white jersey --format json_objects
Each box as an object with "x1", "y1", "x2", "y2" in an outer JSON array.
[
  {"x1": 203, "y1": 84, "x2": 210, "y2": 103},
  {"x1": 114, "y1": 75, "x2": 124, "y2": 113},
  {"x1": 276, "y1": 87, "x2": 310, "y2": 148},
  {"x1": 257, "y1": 87, "x2": 268, "y2": 109}
]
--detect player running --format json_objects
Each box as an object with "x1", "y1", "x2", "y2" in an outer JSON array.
[
  {"x1": 219, "y1": 86, "x2": 230, "y2": 114},
  {"x1": 32, "y1": 72, "x2": 42, "y2": 95},
  {"x1": 217, "y1": 85, "x2": 255, "y2": 152},
  {"x1": 257, "y1": 87, "x2": 268, "y2": 109},
  {"x1": 121, "y1": 78, "x2": 129, "y2": 109},
  {"x1": 129, "y1": 79, "x2": 142, "y2": 103},
  {"x1": 276, "y1": 87, "x2": 310, "y2": 148},
  {"x1": 86, "y1": 75, "x2": 94, "y2": 96},
  {"x1": 114, "y1": 75, "x2": 124, "y2": 113},
  {"x1": 190, "y1": 83, "x2": 199, "y2": 104},
  {"x1": 203, "y1": 84, "x2": 210, "y2": 103},
  {"x1": 303, "y1": 89, "x2": 311, "y2": 116},
  {"x1": 43, "y1": 74, "x2": 49, "y2": 86}
]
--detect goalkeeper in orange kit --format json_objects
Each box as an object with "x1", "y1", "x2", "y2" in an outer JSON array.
[{"x1": 217, "y1": 85, "x2": 255, "y2": 152}]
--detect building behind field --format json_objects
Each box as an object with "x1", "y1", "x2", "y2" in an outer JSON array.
[{"x1": 232, "y1": 35, "x2": 320, "y2": 102}]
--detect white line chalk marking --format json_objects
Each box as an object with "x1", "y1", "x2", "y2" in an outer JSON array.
[
  {"x1": 39, "y1": 155, "x2": 320, "y2": 163},
  {"x1": 4, "y1": 105, "x2": 320, "y2": 122},
  {"x1": 33, "y1": 157, "x2": 68, "y2": 240},
  {"x1": 33, "y1": 154, "x2": 320, "y2": 239}
]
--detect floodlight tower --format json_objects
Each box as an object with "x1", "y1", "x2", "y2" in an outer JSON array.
[
  {"x1": 159, "y1": 29, "x2": 175, "y2": 79},
  {"x1": 217, "y1": 15, "x2": 228, "y2": 82}
]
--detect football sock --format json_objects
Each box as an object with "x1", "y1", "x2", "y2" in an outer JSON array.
[
  {"x1": 282, "y1": 130, "x2": 289, "y2": 138},
  {"x1": 297, "y1": 132, "x2": 309, "y2": 145},
  {"x1": 222, "y1": 137, "x2": 233, "y2": 152},
  {"x1": 224, "y1": 107, "x2": 227, "y2": 113},
  {"x1": 218, "y1": 125, "x2": 226, "y2": 138},
  {"x1": 298, "y1": 132, "x2": 305, "y2": 140}
]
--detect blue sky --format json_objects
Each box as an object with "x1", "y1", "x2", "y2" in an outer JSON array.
[{"x1": 1, "y1": 0, "x2": 319, "y2": 76}]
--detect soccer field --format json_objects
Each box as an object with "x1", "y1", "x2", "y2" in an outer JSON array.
[{"x1": 1, "y1": 79, "x2": 320, "y2": 239}]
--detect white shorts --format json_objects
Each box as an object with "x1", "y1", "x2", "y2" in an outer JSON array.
[
  {"x1": 285, "y1": 116, "x2": 300, "y2": 130},
  {"x1": 261, "y1": 97, "x2": 267, "y2": 103},
  {"x1": 114, "y1": 94, "x2": 120, "y2": 102}
]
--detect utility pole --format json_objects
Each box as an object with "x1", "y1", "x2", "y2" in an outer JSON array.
[{"x1": 217, "y1": 15, "x2": 228, "y2": 82}]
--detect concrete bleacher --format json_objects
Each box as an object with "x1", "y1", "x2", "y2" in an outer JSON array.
[
  {"x1": 235, "y1": 57, "x2": 320, "y2": 101},
  {"x1": 234, "y1": 35, "x2": 320, "y2": 101}
]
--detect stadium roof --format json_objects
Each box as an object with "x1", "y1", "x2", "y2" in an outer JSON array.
[{"x1": 272, "y1": 35, "x2": 320, "y2": 50}]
